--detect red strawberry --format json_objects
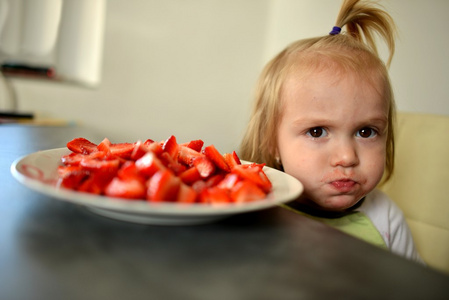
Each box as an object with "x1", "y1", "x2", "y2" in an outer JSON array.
[
  {"x1": 232, "y1": 164, "x2": 272, "y2": 193},
  {"x1": 79, "y1": 158, "x2": 120, "y2": 174},
  {"x1": 162, "y1": 135, "x2": 178, "y2": 159},
  {"x1": 178, "y1": 145, "x2": 204, "y2": 166},
  {"x1": 186, "y1": 139, "x2": 204, "y2": 152},
  {"x1": 135, "y1": 152, "x2": 166, "y2": 177},
  {"x1": 230, "y1": 180, "x2": 266, "y2": 203},
  {"x1": 217, "y1": 173, "x2": 241, "y2": 190},
  {"x1": 78, "y1": 171, "x2": 115, "y2": 195},
  {"x1": 105, "y1": 177, "x2": 146, "y2": 199},
  {"x1": 159, "y1": 152, "x2": 186, "y2": 175},
  {"x1": 223, "y1": 151, "x2": 241, "y2": 170},
  {"x1": 204, "y1": 145, "x2": 230, "y2": 172},
  {"x1": 192, "y1": 156, "x2": 216, "y2": 178},
  {"x1": 66, "y1": 138, "x2": 98, "y2": 154},
  {"x1": 200, "y1": 186, "x2": 232, "y2": 204},
  {"x1": 206, "y1": 174, "x2": 225, "y2": 187},
  {"x1": 110, "y1": 142, "x2": 135, "y2": 159},
  {"x1": 179, "y1": 166, "x2": 202, "y2": 185},
  {"x1": 117, "y1": 161, "x2": 145, "y2": 183},
  {"x1": 146, "y1": 169, "x2": 181, "y2": 202},
  {"x1": 61, "y1": 152, "x2": 85, "y2": 166},
  {"x1": 97, "y1": 138, "x2": 112, "y2": 153},
  {"x1": 176, "y1": 183, "x2": 197, "y2": 203},
  {"x1": 57, "y1": 165, "x2": 88, "y2": 189}
]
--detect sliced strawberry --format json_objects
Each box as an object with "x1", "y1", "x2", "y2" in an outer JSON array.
[
  {"x1": 117, "y1": 161, "x2": 145, "y2": 183},
  {"x1": 232, "y1": 164, "x2": 272, "y2": 193},
  {"x1": 230, "y1": 180, "x2": 266, "y2": 203},
  {"x1": 223, "y1": 151, "x2": 241, "y2": 170},
  {"x1": 66, "y1": 138, "x2": 97, "y2": 154},
  {"x1": 206, "y1": 174, "x2": 225, "y2": 187},
  {"x1": 200, "y1": 186, "x2": 232, "y2": 204},
  {"x1": 162, "y1": 135, "x2": 178, "y2": 159},
  {"x1": 79, "y1": 158, "x2": 120, "y2": 174},
  {"x1": 57, "y1": 165, "x2": 88, "y2": 189},
  {"x1": 159, "y1": 152, "x2": 186, "y2": 175},
  {"x1": 232, "y1": 151, "x2": 242, "y2": 165},
  {"x1": 96, "y1": 137, "x2": 112, "y2": 153},
  {"x1": 105, "y1": 177, "x2": 146, "y2": 199},
  {"x1": 130, "y1": 140, "x2": 148, "y2": 160},
  {"x1": 61, "y1": 152, "x2": 85, "y2": 166},
  {"x1": 146, "y1": 169, "x2": 181, "y2": 202},
  {"x1": 78, "y1": 171, "x2": 115, "y2": 195},
  {"x1": 191, "y1": 180, "x2": 207, "y2": 194},
  {"x1": 217, "y1": 173, "x2": 241, "y2": 190},
  {"x1": 204, "y1": 144, "x2": 230, "y2": 172},
  {"x1": 192, "y1": 156, "x2": 216, "y2": 178},
  {"x1": 110, "y1": 142, "x2": 135, "y2": 159},
  {"x1": 135, "y1": 152, "x2": 166, "y2": 177},
  {"x1": 176, "y1": 183, "x2": 197, "y2": 203},
  {"x1": 179, "y1": 165, "x2": 202, "y2": 185},
  {"x1": 186, "y1": 139, "x2": 204, "y2": 152},
  {"x1": 178, "y1": 145, "x2": 204, "y2": 166}
]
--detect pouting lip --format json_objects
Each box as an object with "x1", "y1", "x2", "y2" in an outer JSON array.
[{"x1": 329, "y1": 179, "x2": 358, "y2": 192}]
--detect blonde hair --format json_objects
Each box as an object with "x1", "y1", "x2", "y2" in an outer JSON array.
[{"x1": 239, "y1": 0, "x2": 397, "y2": 182}]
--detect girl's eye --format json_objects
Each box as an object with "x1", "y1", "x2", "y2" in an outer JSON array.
[
  {"x1": 357, "y1": 127, "x2": 377, "y2": 138},
  {"x1": 307, "y1": 127, "x2": 327, "y2": 138}
]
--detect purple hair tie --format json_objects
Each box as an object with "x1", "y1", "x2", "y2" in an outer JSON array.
[{"x1": 329, "y1": 26, "x2": 341, "y2": 35}]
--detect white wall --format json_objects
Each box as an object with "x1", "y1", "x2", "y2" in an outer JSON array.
[{"x1": 6, "y1": 0, "x2": 449, "y2": 152}]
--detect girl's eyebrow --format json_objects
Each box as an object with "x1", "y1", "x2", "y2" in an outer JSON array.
[{"x1": 291, "y1": 116, "x2": 388, "y2": 127}]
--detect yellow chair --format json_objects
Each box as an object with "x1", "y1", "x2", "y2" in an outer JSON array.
[{"x1": 380, "y1": 112, "x2": 449, "y2": 274}]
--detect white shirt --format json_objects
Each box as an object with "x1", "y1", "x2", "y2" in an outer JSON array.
[{"x1": 356, "y1": 189, "x2": 423, "y2": 263}]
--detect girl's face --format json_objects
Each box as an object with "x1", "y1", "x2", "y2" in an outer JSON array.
[{"x1": 277, "y1": 68, "x2": 388, "y2": 211}]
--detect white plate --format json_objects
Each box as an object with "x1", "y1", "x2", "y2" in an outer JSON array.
[{"x1": 11, "y1": 148, "x2": 303, "y2": 225}]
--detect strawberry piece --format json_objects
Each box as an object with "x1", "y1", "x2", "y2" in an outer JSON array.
[
  {"x1": 110, "y1": 142, "x2": 135, "y2": 159},
  {"x1": 217, "y1": 173, "x2": 241, "y2": 190},
  {"x1": 97, "y1": 138, "x2": 112, "y2": 153},
  {"x1": 135, "y1": 152, "x2": 166, "y2": 177},
  {"x1": 57, "y1": 165, "x2": 88, "y2": 189},
  {"x1": 232, "y1": 164, "x2": 272, "y2": 193},
  {"x1": 204, "y1": 144, "x2": 230, "y2": 172},
  {"x1": 146, "y1": 169, "x2": 181, "y2": 202},
  {"x1": 61, "y1": 152, "x2": 85, "y2": 166},
  {"x1": 232, "y1": 151, "x2": 242, "y2": 165},
  {"x1": 186, "y1": 139, "x2": 204, "y2": 152},
  {"x1": 160, "y1": 152, "x2": 186, "y2": 175},
  {"x1": 162, "y1": 135, "x2": 178, "y2": 159},
  {"x1": 179, "y1": 165, "x2": 202, "y2": 185},
  {"x1": 176, "y1": 183, "x2": 197, "y2": 203},
  {"x1": 191, "y1": 180, "x2": 207, "y2": 194},
  {"x1": 117, "y1": 161, "x2": 146, "y2": 183},
  {"x1": 79, "y1": 158, "x2": 120, "y2": 174},
  {"x1": 105, "y1": 177, "x2": 146, "y2": 199},
  {"x1": 206, "y1": 174, "x2": 225, "y2": 187},
  {"x1": 200, "y1": 186, "x2": 232, "y2": 204},
  {"x1": 223, "y1": 151, "x2": 241, "y2": 170},
  {"x1": 192, "y1": 156, "x2": 216, "y2": 178},
  {"x1": 230, "y1": 180, "x2": 266, "y2": 203},
  {"x1": 178, "y1": 145, "x2": 204, "y2": 166},
  {"x1": 66, "y1": 138, "x2": 98, "y2": 154},
  {"x1": 78, "y1": 171, "x2": 115, "y2": 195}
]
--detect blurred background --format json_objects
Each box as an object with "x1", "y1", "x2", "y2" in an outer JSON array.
[{"x1": 1, "y1": 0, "x2": 448, "y2": 152}]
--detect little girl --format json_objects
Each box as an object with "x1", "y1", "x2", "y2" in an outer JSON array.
[{"x1": 240, "y1": 0, "x2": 422, "y2": 262}]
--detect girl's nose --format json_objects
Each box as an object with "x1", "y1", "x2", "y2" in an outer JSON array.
[{"x1": 330, "y1": 139, "x2": 359, "y2": 168}]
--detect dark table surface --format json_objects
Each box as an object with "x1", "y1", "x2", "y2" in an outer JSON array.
[{"x1": 1, "y1": 124, "x2": 449, "y2": 300}]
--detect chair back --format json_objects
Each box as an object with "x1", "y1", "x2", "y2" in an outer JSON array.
[{"x1": 380, "y1": 112, "x2": 449, "y2": 274}]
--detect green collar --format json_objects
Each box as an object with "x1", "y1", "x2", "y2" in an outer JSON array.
[{"x1": 281, "y1": 202, "x2": 388, "y2": 250}]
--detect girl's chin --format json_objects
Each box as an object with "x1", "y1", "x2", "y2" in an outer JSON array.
[{"x1": 301, "y1": 194, "x2": 362, "y2": 212}]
